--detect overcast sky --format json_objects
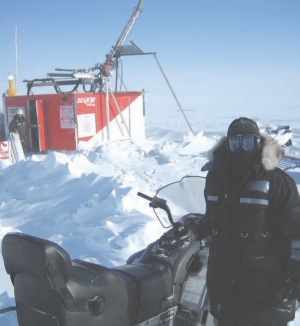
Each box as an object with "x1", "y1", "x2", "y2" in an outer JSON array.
[{"x1": 1, "y1": 0, "x2": 299, "y2": 115}]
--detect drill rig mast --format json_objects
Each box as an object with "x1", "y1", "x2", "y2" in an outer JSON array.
[{"x1": 24, "y1": 0, "x2": 144, "y2": 95}]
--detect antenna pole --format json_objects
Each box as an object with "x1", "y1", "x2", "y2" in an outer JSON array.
[
  {"x1": 15, "y1": 25, "x2": 18, "y2": 92},
  {"x1": 152, "y1": 53, "x2": 195, "y2": 135}
]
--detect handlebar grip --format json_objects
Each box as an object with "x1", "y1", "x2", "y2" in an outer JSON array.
[{"x1": 137, "y1": 192, "x2": 153, "y2": 202}]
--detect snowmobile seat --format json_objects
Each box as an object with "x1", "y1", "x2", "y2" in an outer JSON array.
[
  {"x1": 113, "y1": 258, "x2": 173, "y2": 323},
  {"x1": 2, "y1": 233, "x2": 138, "y2": 326}
]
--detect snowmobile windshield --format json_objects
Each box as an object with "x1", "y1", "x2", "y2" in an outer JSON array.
[{"x1": 154, "y1": 176, "x2": 206, "y2": 227}]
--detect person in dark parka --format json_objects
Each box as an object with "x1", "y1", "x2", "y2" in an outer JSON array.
[
  {"x1": 9, "y1": 108, "x2": 37, "y2": 152},
  {"x1": 192, "y1": 117, "x2": 300, "y2": 326}
]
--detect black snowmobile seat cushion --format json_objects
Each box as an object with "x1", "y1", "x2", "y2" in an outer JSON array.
[
  {"x1": 113, "y1": 260, "x2": 172, "y2": 323},
  {"x1": 2, "y1": 233, "x2": 139, "y2": 326},
  {"x1": 114, "y1": 260, "x2": 172, "y2": 301},
  {"x1": 2, "y1": 232, "x2": 72, "y2": 284}
]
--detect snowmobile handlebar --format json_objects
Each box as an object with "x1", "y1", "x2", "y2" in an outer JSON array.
[
  {"x1": 137, "y1": 192, "x2": 168, "y2": 209},
  {"x1": 137, "y1": 192, "x2": 152, "y2": 202},
  {"x1": 137, "y1": 192, "x2": 201, "y2": 235},
  {"x1": 137, "y1": 192, "x2": 173, "y2": 225},
  {"x1": 137, "y1": 192, "x2": 186, "y2": 233}
]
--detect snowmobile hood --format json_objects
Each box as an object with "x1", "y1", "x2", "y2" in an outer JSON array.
[{"x1": 206, "y1": 133, "x2": 284, "y2": 171}]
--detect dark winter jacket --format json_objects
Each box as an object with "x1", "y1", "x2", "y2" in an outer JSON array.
[
  {"x1": 9, "y1": 115, "x2": 31, "y2": 142},
  {"x1": 197, "y1": 134, "x2": 300, "y2": 323}
]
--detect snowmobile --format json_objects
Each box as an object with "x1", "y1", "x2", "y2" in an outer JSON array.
[
  {"x1": 1, "y1": 176, "x2": 213, "y2": 326},
  {"x1": 265, "y1": 124, "x2": 292, "y2": 147}
]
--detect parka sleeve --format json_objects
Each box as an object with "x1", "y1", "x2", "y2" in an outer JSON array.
[
  {"x1": 9, "y1": 119, "x2": 16, "y2": 132},
  {"x1": 281, "y1": 175, "x2": 300, "y2": 241},
  {"x1": 193, "y1": 177, "x2": 213, "y2": 239},
  {"x1": 194, "y1": 214, "x2": 213, "y2": 240},
  {"x1": 26, "y1": 120, "x2": 35, "y2": 129},
  {"x1": 269, "y1": 170, "x2": 300, "y2": 241},
  {"x1": 278, "y1": 174, "x2": 300, "y2": 297}
]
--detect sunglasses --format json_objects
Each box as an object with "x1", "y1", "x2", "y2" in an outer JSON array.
[{"x1": 228, "y1": 135, "x2": 261, "y2": 152}]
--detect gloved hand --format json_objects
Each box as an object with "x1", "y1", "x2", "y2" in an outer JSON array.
[
  {"x1": 182, "y1": 214, "x2": 198, "y2": 231},
  {"x1": 286, "y1": 280, "x2": 300, "y2": 301},
  {"x1": 174, "y1": 214, "x2": 201, "y2": 236},
  {"x1": 284, "y1": 260, "x2": 300, "y2": 301}
]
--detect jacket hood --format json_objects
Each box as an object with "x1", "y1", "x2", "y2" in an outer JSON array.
[{"x1": 206, "y1": 133, "x2": 284, "y2": 171}]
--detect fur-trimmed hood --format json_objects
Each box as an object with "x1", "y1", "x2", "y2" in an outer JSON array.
[{"x1": 206, "y1": 133, "x2": 284, "y2": 171}]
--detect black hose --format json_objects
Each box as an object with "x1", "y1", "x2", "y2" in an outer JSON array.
[
  {"x1": 0, "y1": 306, "x2": 16, "y2": 314},
  {"x1": 83, "y1": 84, "x2": 93, "y2": 93},
  {"x1": 114, "y1": 59, "x2": 119, "y2": 92},
  {"x1": 25, "y1": 78, "x2": 79, "y2": 97},
  {"x1": 118, "y1": 58, "x2": 124, "y2": 92}
]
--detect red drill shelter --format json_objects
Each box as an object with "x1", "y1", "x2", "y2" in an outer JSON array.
[{"x1": 3, "y1": 91, "x2": 145, "y2": 151}]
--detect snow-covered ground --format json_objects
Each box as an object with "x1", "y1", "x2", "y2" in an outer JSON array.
[{"x1": 0, "y1": 104, "x2": 299, "y2": 325}]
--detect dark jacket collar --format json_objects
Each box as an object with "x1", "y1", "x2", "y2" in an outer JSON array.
[{"x1": 205, "y1": 133, "x2": 284, "y2": 172}]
